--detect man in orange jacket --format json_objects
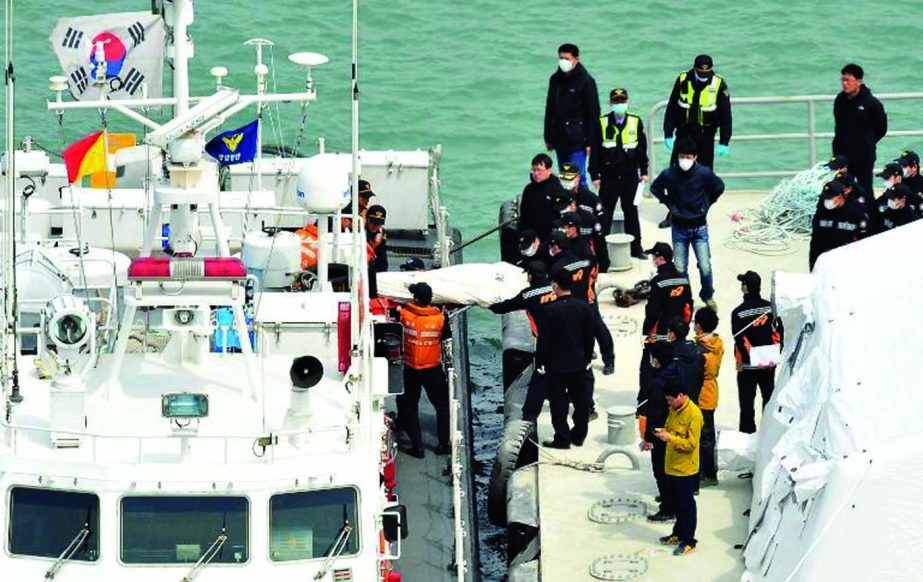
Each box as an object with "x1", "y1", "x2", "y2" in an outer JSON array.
[
  {"x1": 693, "y1": 307, "x2": 724, "y2": 487},
  {"x1": 397, "y1": 282, "x2": 451, "y2": 459}
]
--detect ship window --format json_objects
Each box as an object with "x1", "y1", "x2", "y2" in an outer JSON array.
[
  {"x1": 9, "y1": 487, "x2": 99, "y2": 561},
  {"x1": 120, "y1": 496, "x2": 248, "y2": 564},
  {"x1": 269, "y1": 488, "x2": 359, "y2": 561}
]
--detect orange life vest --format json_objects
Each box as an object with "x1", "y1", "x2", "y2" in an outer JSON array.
[
  {"x1": 295, "y1": 224, "x2": 319, "y2": 269},
  {"x1": 400, "y1": 302, "x2": 445, "y2": 370}
]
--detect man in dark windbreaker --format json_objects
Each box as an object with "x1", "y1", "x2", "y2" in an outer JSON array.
[
  {"x1": 519, "y1": 153, "x2": 565, "y2": 242},
  {"x1": 649, "y1": 138, "x2": 725, "y2": 310},
  {"x1": 544, "y1": 43, "x2": 600, "y2": 188},
  {"x1": 832, "y1": 63, "x2": 888, "y2": 197},
  {"x1": 809, "y1": 180, "x2": 867, "y2": 270}
]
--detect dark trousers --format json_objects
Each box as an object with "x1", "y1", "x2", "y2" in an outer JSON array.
[
  {"x1": 700, "y1": 410, "x2": 717, "y2": 480},
  {"x1": 599, "y1": 174, "x2": 642, "y2": 252},
  {"x1": 651, "y1": 439, "x2": 673, "y2": 514},
  {"x1": 547, "y1": 369, "x2": 589, "y2": 444},
  {"x1": 849, "y1": 158, "x2": 875, "y2": 199},
  {"x1": 522, "y1": 370, "x2": 548, "y2": 422},
  {"x1": 737, "y1": 368, "x2": 776, "y2": 434},
  {"x1": 398, "y1": 365, "x2": 450, "y2": 448},
  {"x1": 670, "y1": 129, "x2": 717, "y2": 169},
  {"x1": 667, "y1": 474, "x2": 698, "y2": 545},
  {"x1": 592, "y1": 303, "x2": 614, "y2": 368}
]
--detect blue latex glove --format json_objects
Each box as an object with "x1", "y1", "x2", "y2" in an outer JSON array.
[
  {"x1": 665, "y1": 137, "x2": 675, "y2": 151},
  {"x1": 717, "y1": 144, "x2": 730, "y2": 157}
]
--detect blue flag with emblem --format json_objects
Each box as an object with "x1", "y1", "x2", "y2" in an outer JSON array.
[{"x1": 205, "y1": 119, "x2": 259, "y2": 166}]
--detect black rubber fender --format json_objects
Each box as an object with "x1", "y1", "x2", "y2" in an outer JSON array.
[
  {"x1": 487, "y1": 419, "x2": 538, "y2": 526},
  {"x1": 499, "y1": 199, "x2": 521, "y2": 265}
]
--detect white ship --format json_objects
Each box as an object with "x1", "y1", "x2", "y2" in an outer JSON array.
[{"x1": 0, "y1": 1, "x2": 478, "y2": 580}]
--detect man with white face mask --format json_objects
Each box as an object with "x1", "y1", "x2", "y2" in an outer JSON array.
[
  {"x1": 544, "y1": 43, "x2": 600, "y2": 188},
  {"x1": 897, "y1": 150, "x2": 923, "y2": 214},
  {"x1": 809, "y1": 180, "x2": 867, "y2": 270},
  {"x1": 590, "y1": 87, "x2": 649, "y2": 257},
  {"x1": 649, "y1": 139, "x2": 724, "y2": 311},
  {"x1": 660, "y1": 54, "x2": 732, "y2": 229},
  {"x1": 874, "y1": 184, "x2": 920, "y2": 234},
  {"x1": 872, "y1": 162, "x2": 904, "y2": 230}
]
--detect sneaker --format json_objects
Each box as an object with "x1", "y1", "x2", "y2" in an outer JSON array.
[
  {"x1": 542, "y1": 439, "x2": 571, "y2": 450},
  {"x1": 701, "y1": 477, "x2": 719, "y2": 488},
  {"x1": 399, "y1": 444, "x2": 425, "y2": 459},
  {"x1": 602, "y1": 363, "x2": 615, "y2": 375},
  {"x1": 705, "y1": 298, "x2": 718, "y2": 311},
  {"x1": 646, "y1": 512, "x2": 675, "y2": 523},
  {"x1": 588, "y1": 409, "x2": 599, "y2": 421},
  {"x1": 659, "y1": 534, "x2": 681, "y2": 545},
  {"x1": 658, "y1": 215, "x2": 672, "y2": 229},
  {"x1": 434, "y1": 443, "x2": 451, "y2": 456},
  {"x1": 631, "y1": 248, "x2": 646, "y2": 260},
  {"x1": 673, "y1": 542, "x2": 695, "y2": 556}
]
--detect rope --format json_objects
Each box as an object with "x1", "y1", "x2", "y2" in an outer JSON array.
[
  {"x1": 725, "y1": 164, "x2": 833, "y2": 255},
  {"x1": 527, "y1": 438, "x2": 605, "y2": 473}
]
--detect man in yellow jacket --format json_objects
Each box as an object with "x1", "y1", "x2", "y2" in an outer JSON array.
[
  {"x1": 694, "y1": 307, "x2": 724, "y2": 487},
  {"x1": 655, "y1": 380, "x2": 704, "y2": 556}
]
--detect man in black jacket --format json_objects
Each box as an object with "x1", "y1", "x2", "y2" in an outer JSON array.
[
  {"x1": 489, "y1": 261, "x2": 556, "y2": 421},
  {"x1": 809, "y1": 180, "x2": 867, "y2": 270},
  {"x1": 535, "y1": 268, "x2": 595, "y2": 449},
  {"x1": 519, "y1": 153, "x2": 565, "y2": 242},
  {"x1": 544, "y1": 43, "x2": 600, "y2": 188},
  {"x1": 875, "y1": 184, "x2": 920, "y2": 234},
  {"x1": 731, "y1": 271, "x2": 784, "y2": 434},
  {"x1": 516, "y1": 229, "x2": 553, "y2": 270},
  {"x1": 649, "y1": 138, "x2": 725, "y2": 310},
  {"x1": 668, "y1": 318, "x2": 705, "y2": 405},
  {"x1": 897, "y1": 151, "x2": 923, "y2": 214},
  {"x1": 832, "y1": 63, "x2": 888, "y2": 197},
  {"x1": 590, "y1": 87, "x2": 649, "y2": 255}
]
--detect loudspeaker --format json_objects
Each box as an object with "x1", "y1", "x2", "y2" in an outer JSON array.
[{"x1": 289, "y1": 355, "x2": 324, "y2": 389}]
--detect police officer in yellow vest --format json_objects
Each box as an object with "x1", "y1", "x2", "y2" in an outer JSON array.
[
  {"x1": 660, "y1": 55, "x2": 732, "y2": 228},
  {"x1": 590, "y1": 88, "x2": 649, "y2": 258}
]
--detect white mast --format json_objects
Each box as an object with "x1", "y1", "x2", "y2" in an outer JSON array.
[
  {"x1": 169, "y1": 0, "x2": 191, "y2": 115},
  {"x1": 3, "y1": 0, "x2": 21, "y2": 404},
  {"x1": 350, "y1": 0, "x2": 360, "y2": 348}
]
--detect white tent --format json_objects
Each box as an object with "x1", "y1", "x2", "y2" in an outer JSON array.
[{"x1": 743, "y1": 220, "x2": 923, "y2": 581}]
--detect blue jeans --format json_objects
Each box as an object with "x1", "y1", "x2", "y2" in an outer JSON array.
[
  {"x1": 672, "y1": 224, "x2": 714, "y2": 300},
  {"x1": 555, "y1": 148, "x2": 588, "y2": 188}
]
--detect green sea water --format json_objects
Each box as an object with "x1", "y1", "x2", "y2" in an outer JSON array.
[{"x1": 3, "y1": 1, "x2": 919, "y2": 576}]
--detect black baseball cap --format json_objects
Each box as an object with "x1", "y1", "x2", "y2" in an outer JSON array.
[
  {"x1": 358, "y1": 179, "x2": 375, "y2": 198},
  {"x1": 366, "y1": 204, "x2": 387, "y2": 225},
  {"x1": 609, "y1": 88, "x2": 629, "y2": 102},
  {"x1": 562, "y1": 211, "x2": 581, "y2": 227},
  {"x1": 549, "y1": 230, "x2": 570, "y2": 248},
  {"x1": 898, "y1": 150, "x2": 920, "y2": 167},
  {"x1": 833, "y1": 170, "x2": 855, "y2": 188},
  {"x1": 693, "y1": 54, "x2": 713, "y2": 72},
  {"x1": 877, "y1": 162, "x2": 902, "y2": 179},
  {"x1": 551, "y1": 188, "x2": 575, "y2": 211},
  {"x1": 737, "y1": 271, "x2": 762, "y2": 290},
  {"x1": 825, "y1": 155, "x2": 849, "y2": 170},
  {"x1": 518, "y1": 229, "x2": 538, "y2": 252},
  {"x1": 644, "y1": 242, "x2": 673, "y2": 262},
  {"x1": 408, "y1": 282, "x2": 433, "y2": 304},
  {"x1": 524, "y1": 260, "x2": 548, "y2": 277},
  {"x1": 400, "y1": 257, "x2": 425, "y2": 271},
  {"x1": 559, "y1": 164, "x2": 581, "y2": 182},
  {"x1": 820, "y1": 180, "x2": 846, "y2": 199},
  {"x1": 887, "y1": 184, "x2": 910, "y2": 199}
]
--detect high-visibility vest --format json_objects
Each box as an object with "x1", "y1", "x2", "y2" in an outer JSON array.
[
  {"x1": 599, "y1": 114, "x2": 640, "y2": 150},
  {"x1": 295, "y1": 224, "x2": 319, "y2": 269},
  {"x1": 400, "y1": 302, "x2": 445, "y2": 370},
  {"x1": 677, "y1": 71, "x2": 723, "y2": 125}
]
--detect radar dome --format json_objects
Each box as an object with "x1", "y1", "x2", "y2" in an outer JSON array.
[{"x1": 296, "y1": 153, "x2": 355, "y2": 213}]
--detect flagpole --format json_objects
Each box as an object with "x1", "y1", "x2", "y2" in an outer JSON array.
[
  {"x1": 350, "y1": 0, "x2": 360, "y2": 350},
  {"x1": 3, "y1": 0, "x2": 22, "y2": 403},
  {"x1": 171, "y1": 0, "x2": 190, "y2": 115}
]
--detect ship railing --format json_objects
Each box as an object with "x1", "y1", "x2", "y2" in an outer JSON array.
[
  {"x1": 646, "y1": 92, "x2": 923, "y2": 180},
  {"x1": 444, "y1": 336, "x2": 468, "y2": 579},
  {"x1": 4, "y1": 422, "x2": 349, "y2": 464}
]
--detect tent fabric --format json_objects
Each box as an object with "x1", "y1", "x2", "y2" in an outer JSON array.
[{"x1": 743, "y1": 220, "x2": 923, "y2": 581}]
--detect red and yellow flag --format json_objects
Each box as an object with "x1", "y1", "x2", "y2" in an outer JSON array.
[{"x1": 62, "y1": 131, "x2": 107, "y2": 184}]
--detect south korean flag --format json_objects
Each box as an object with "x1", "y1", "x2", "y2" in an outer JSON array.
[{"x1": 50, "y1": 11, "x2": 165, "y2": 101}]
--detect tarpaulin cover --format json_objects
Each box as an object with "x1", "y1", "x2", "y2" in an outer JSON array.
[
  {"x1": 377, "y1": 262, "x2": 527, "y2": 307},
  {"x1": 742, "y1": 220, "x2": 923, "y2": 581}
]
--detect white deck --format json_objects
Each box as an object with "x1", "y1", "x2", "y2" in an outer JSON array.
[{"x1": 535, "y1": 192, "x2": 810, "y2": 581}]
